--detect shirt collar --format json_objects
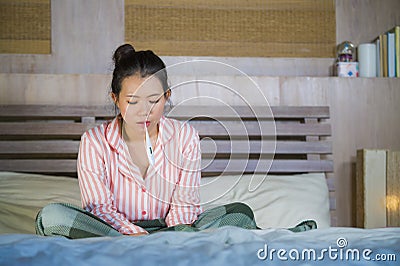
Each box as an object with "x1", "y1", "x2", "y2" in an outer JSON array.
[
  {"x1": 105, "y1": 114, "x2": 122, "y2": 152},
  {"x1": 158, "y1": 116, "x2": 176, "y2": 145}
]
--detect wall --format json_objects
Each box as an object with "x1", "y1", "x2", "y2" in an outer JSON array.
[
  {"x1": 336, "y1": 0, "x2": 400, "y2": 45},
  {"x1": 1, "y1": 1, "x2": 399, "y2": 75},
  {"x1": 0, "y1": 0, "x2": 124, "y2": 74}
]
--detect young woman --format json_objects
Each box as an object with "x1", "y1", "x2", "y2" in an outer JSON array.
[{"x1": 35, "y1": 44, "x2": 262, "y2": 238}]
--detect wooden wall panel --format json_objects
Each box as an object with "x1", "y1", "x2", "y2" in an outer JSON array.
[
  {"x1": 125, "y1": 0, "x2": 336, "y2": 57},
  {"x1": 0, "y1": 0, "x2": 51, "y2": 54}
]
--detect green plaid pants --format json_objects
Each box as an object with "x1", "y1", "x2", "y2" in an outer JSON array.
[
  {"x1": 35, "y1": 202, "x2": 316, "y2": 239},
  {"x1": 35, "y1": 202, "x2": 258, "y2": 239}
]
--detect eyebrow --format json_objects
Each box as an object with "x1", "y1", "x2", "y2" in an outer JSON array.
[{"x1": 125, "y1": 93, "x2": 162, "y2": 98}]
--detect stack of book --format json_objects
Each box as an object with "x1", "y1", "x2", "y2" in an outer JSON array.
[{"x1": 375, "y1": 26, "x2": 399, "y2": 77}]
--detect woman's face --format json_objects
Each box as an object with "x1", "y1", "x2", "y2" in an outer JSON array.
[{"x1": 113, "y1": 75, "x2": 168, "y2": 135}]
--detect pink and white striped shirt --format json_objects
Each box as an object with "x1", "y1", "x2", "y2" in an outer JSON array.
[{"x1": 77, "y1": 115, "x2": 203, "y2": 234}]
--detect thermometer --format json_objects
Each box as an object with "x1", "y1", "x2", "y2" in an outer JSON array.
[{"x1": 145, "y1": 124, "x2": 155, "y2": 165}]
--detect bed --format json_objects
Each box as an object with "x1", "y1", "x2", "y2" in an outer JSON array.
[{"x1": 0, "y1": 104, "x2": 399, "y2": 266}]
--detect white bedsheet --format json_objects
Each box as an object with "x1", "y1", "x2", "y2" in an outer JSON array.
[{"x1": 1, "y1": 227, "x2": 399, "y2": 266}]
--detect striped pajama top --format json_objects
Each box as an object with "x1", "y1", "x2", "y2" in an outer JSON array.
[{"x1": 77, "y1": 115, "x2": 203, "y2": 234}]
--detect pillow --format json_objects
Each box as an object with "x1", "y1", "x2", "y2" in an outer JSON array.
[
  {"x1": 200, "y1": 173, "x2": 331, "y2": 229},
  {"x1": 0, "y1": 172, "x2": 81, "y2": 234}
]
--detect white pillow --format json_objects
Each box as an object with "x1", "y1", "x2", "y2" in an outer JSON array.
[
  {"x1": 0, "y1": 172, "x2": 81, "y2": 234},
  {"x1": 200, "y1": 173, "x2": 330, "y2": 229}
]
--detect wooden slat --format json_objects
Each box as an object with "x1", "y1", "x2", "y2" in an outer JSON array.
[
  {"x1": 0, "y1": 122, "x2": 96, "y2": 137},
  {"x1": 202, "y1": 159, "x2": 334, "y2": 173},
  {"x1": 0, "y1": 105, "x2": 115, "y2": 118},
  {"x1": 0, "y1": 159, "x2": 333, "y2": 174},
  {"x1": 200, "y1": 140, "x2": 332, "y2": 155},
  {"x1": 0, "y1": 141, "x2": 80, "y2": 154},
  {"x1": 0, "y1": 105, "x2": 329, "y2": 119},
  {"x1": 168, "y1": 106, "x2": 330, "y2": 119},
  {"x1": 270, "y1": 106, "x2": 329, "y2": 119},
  {"x1": 191, "y1": 121, "x2": 331, "y2": 137},
  {"x1": 0, "y1": 121, "x2": 331, "y2": 137},
  {"x1": 0, "y1": 139, "x2": 331, "y2": 155},
  {"x1": 0, "y1": 159, "x2": 77, "y2": 173},
  {"x1": 263, "y1": 159, "x2": 334, "y2": 172},
  {"x1": 275, "y1": 123, "x2": 331, "y2": 136}
]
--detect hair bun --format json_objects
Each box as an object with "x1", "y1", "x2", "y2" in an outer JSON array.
[{"x1": 113, "y1": 44, "x2": 135, "y2": 66}]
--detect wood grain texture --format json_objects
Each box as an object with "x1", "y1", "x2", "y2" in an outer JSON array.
[{"x1": 0, "y1": 105, "x2": 329, "y2": 119}]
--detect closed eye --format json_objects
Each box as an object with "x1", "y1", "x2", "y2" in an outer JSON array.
[{"x1": 149, "y1": 99, "x2": 160, "y2": 104}]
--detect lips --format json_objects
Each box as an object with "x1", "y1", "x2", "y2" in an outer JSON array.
[{"x1": 138, "y1": 121, "x2": 151, "y2": 127}]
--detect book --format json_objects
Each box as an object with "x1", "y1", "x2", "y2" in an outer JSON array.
[
  {"x1": 394, "y1": 26, "x2": 399, "y2": 77},
  {"x1": 375, "y1": 37, "x2": 380, "y2": 77},
  {"x1": 379, "y1": 34, "x2": 384, "y2": 77},
  {"x1": 386, "y1": 26, "x2": 400, "y2": 77},
  {"x1": 387, "y1": 31, "x2": 395, "y2": 77},
  {"x1": 382, "y1": 34, "x2": 388, "y2": 77},
  {"x1": 372, "y1": 26, "x2": 399, "y2": 77}
]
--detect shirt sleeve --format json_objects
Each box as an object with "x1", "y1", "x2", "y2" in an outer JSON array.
[
  {"x1": 77, "y1": 132, "x2": 147, "y2": 235},
  {"x1": 165, "y1": 127, "x2": 203, "y2": 226}
]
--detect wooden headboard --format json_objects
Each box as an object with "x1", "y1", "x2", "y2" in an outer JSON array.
[
  {"x1": 0, "y1": 104, "x2": 335, "y2": 223},
  {"x1": 0, "y1": 104, "x2": 333, "y2": 176}
]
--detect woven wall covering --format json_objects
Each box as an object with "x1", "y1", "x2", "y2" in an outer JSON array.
[
  {"x1": 125, "y1": 0, "x2": 336, "y2": 57},
  {"x1": 0, "y1": 0, "x2": 51, "y2": 54}
]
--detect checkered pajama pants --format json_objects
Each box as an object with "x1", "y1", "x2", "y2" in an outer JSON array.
[
  {"x1": 35, "y1": 202, "x2": 259, "y2": 239},
  {"x1": 35, "y1": 202, "x2": 316, "y2": 239}
]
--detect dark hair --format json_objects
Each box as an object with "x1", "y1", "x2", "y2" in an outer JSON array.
[{"x1": 111, "y1": 44, "x2": 169, "y2": 99}]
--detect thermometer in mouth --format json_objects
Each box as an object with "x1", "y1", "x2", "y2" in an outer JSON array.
[{"x1": 144, "y1": 123, "x2": 155, "y2": 166}]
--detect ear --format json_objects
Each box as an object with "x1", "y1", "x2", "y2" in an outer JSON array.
[
  {"x1": 164, "y1": 89, "x2": 171, "y2": 100},
  {"x1": 110, "y1": 92, "x2": 119, "y2": 108}
]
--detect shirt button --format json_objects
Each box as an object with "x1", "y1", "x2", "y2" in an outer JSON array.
[
  {"x1": 142, "y1": 210, "x2": 147, "y2": 215},
  {"x1": 142, "y1": 187, "x2": 146, "y2": 192}
]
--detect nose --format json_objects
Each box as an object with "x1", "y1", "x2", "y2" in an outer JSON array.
[{"x1": 137, "y1": 100, "x2": 152, "y2": 117}]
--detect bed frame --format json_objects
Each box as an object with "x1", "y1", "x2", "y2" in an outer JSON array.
[{"x1": 0, "y1": 104, "x2": 334, "y2": 217}]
